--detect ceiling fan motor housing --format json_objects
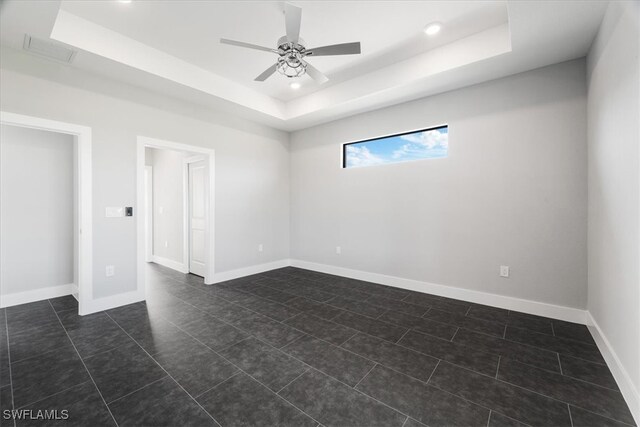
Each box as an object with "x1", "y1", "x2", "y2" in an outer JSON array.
[{"x1": 276, "y1": 36, "x2": 307, "y2": 78}]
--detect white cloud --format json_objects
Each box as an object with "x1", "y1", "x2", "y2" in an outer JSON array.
[
  {"x1": 399, "y1": 128, "x2": 448, "y2": 149},
  {"x1": 393, "y1": 128, "x2": 448, "y2": 160},
  {"x1": 345, "y1": 144, "x2": 385, "y2": 167}
]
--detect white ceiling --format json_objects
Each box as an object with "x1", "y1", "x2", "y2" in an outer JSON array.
[{"x1": 0, "y1": 0, "x2": 608, "y2": 131}]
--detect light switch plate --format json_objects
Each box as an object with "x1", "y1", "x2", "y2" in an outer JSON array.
[{"x1": 105, "y1": 207, "x2": 124, "y2": 217}]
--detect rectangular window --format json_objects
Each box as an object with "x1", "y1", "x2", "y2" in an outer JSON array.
[{"x1": 342, "y1": 125, "x2": 448, "y2": 168}]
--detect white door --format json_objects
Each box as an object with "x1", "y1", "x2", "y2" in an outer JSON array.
[
  {"x1": 144, "y1": 166, "x2": 153, "y2": 262},
  {"x1": 188, "y1": 160, "x2": 207, "y2": 276}
]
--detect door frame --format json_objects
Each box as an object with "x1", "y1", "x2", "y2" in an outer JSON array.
[
  {"x1": 137, "y1": 136, "x2": 215, "y2": 292},
  {"x1": 144, "y1": 165, "x2": 153, "y2": 263},
  {"x1": 0, "y1": 111, "x2": 93, "y2": 314},
  {"x1": 183, "y1": 155, "x2": 205, "y2": 276}
]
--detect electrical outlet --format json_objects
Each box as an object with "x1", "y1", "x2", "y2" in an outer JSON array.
[
  {"x1": 106, "y1": 265, "x2": 115, "y2": 277},
  {"x1": 258, "y1": 244, "x2": 263, "y2": 252},
  {"x1": 500, "y1": 265, "x2": 510, "y2": 278},
  {"x1": 336, "y1": 246, "x2": 341, "y2": 255}
]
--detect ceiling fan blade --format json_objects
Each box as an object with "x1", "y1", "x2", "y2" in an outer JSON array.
[
  {"x1": 304, "y1": 61, "x2": 329, "y2": 84},
  {"x1": 254, "y1": 63, "x2": 278, "y2": 81},
  {"x1": 220, "y1": 38, "x2": 277, "y2": 53},
  {"x1": 306, "y1": 42, "x2": 361, "y2": 56},
  {"x1": 285, "y1": 3, "x2": 302, "y2": 44}
]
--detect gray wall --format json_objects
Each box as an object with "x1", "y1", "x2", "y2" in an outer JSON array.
[
  {"x1": 587, "y1": 0, "x2": 639, "y2": 405},
  {"x1": 145, "y1": 147, "x2": 186, "y2": 264},
  {"x1": 290, "y1": 59, "x2": 588, "y2": 309},
  {"x1": 1, "y1": 125, "x2": 74, "y2": 296},
  {"x1": 0, "y1": 58, "x2": 290, "y2": 299}
]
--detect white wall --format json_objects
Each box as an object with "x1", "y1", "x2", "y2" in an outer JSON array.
[
  {"x1": 1, "y1": 125, "x2": 74, "y2": 297},
  {"x1": 290, "y1": 59, "x2": 588, "y2": 309},
  {"x1": 145, "y1": 147, "x2": 186, "y2": 264},
  {"x1": 587, "y1": 0, "x2": 640, "y2": 417},
  {"x1": 1, "y1": 49, "x2": 290, "y2": 301}
]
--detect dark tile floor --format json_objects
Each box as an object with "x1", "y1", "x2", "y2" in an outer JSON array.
[{"x1": 0, "y1": 264, "x2": 635, "y2": 427}]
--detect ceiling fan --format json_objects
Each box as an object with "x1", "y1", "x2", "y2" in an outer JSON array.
[{"x1": 220, "y1": 3, "x2": 361, "y2": 84}]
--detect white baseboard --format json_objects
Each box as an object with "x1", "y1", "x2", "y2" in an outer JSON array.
[
  {"x1": 587, "y1": 312, "x2": 640, "y2": 425},
  {"x1": 290, "y1": 259, "x2": 588, "y2": 324},
  {"x1": 211, "y1": 259, "x2": 291, "y2": 284},
  {"x1": 0, "y1": 283, "x2": 74, "y2": 308},
  {"x1": 152, "y1": 255, "x2": 188, "y2": 274},
  {"x1": 80, "y1": 290, "x2": 145, "y2": 315}
]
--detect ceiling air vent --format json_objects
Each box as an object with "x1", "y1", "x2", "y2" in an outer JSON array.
[{"x1": 23, "y1": 34, "x2": 77, "y2": 64}]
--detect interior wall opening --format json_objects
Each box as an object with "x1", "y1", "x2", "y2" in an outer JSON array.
[
  {"x1": 0, "y1": 124, "x2": 77, "y2": 306},
  {"x1": 137, "y1": 137, "x2": 215, "y2": 298}
]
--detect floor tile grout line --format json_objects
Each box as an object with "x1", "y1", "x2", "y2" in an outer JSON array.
[
  {"x1": 193, "y1": 371, "x2": 243, "y2": 400},
  {"x1": 447, "y1": 323, "x2": 601, "y2": 365},
  {"x1": 450, "y1": 327, "x2": 460, "y2": 342},
  {"x1": 560, "y1": 373, "x2": 621, "y2": 392},
  {"x1": 8, "y1": 335, "x2": 93, "y2": 367},
  {"x1": 103, "y1": 312, "x2": 224, "y2": 427},
  {"x1": 149, "y1": 271, "x2": 630, "y2": 423},
  {"x1": 499, "y1": 333, "x2": 605, "y2": 365},
  {"x1": 495, "y1": 356, "x2": 501, "y2": 379},
  {"x1": 13, "y1": 380, "x2": 93, "y2": 410},
  {"x1": 217, "y1": 336, "x2": 252, "y2": 353},
  {"x1": 568, "y1": 403, "x2": 574, "y2": 427},
  {"x1": 105, "y1": 375, "x2": 169, "y2": 406},
  {"x1": 278, "y1": 332, "x2": 308, "y2": 350},
  {"x1": 337, "y1": 331, "x2": 360, "y2": 347},
  {"x1": 47, "y1": 300, "x2": 120, "y2": 427},
  {"x1": 285, "y1": 366, "x2": 414, "y2": 425},
  {"x1": 426, "y1": 380, "x2": 551, "y2": 426},
  {"x1": 275, "y1": 368, "x2": 311, "y2": 395},
  {"x1": 557, "y1": 353, "x2": 564, "y2": 375},
  {"x1": 400, "y1": 415, "x2": 410, "y2": 427},
  {"x1": 3, "y1": 310, "x2": 16, "y2": 427},
  {"x1": 506, "y1": 324, "x2": 600, "y2": 349},
  {"x1": 375, "y1": 309, "x2": 388, "y2": 320},
  {"x1": 425, "y1": 359, "x2": 441, "y2": 385},
  {"x1": 567, "y1": 405, "x2": 636, "y2": 427},
  {"x1": 394, "y1": 328, "x2": 411, "y2": 344},
  {"x1": 353, "y1": 363, "x2": 378, "y2": 389},
  {"x1": 486, "y1": 410, "x2": 492, "y2": 427}
]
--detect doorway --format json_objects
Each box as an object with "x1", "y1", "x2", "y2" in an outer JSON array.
[
  {"x1": 137, "y1": 136, "x2": 215, "y2": 296},
  {"x1": 0, "y1": 111, "x2": 92, "y2": 314}
]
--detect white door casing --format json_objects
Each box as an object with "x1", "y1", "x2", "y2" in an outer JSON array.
[
  {"x1": 188, "y1": 160, "x2": 207, "y2": 277},
  {"x1": 144, "y1": 166, "x2": 153, "y2": 262}
]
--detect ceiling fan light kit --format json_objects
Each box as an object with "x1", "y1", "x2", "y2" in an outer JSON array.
[
  {"x1": 220, "y1": 3, "x2": 362, "y2": 84},
  {"x1": 276, "y1": 36, "x2": 307, "y2": 78}
]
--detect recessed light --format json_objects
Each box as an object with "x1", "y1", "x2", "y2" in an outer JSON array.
[
  {"x1": 290, "y1": 81, "x2": 301, "y2": 89},
  {"x1": 424, "y1": 22, "x2": 442, "y2": 36},
  {"x1": 118, "y1": 0, "x2": 132, "y2": 3}
]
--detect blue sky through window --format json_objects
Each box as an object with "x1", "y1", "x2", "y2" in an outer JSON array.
[{"x1": 344, "y1": 126, "x2": 448, "y2": 168}]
